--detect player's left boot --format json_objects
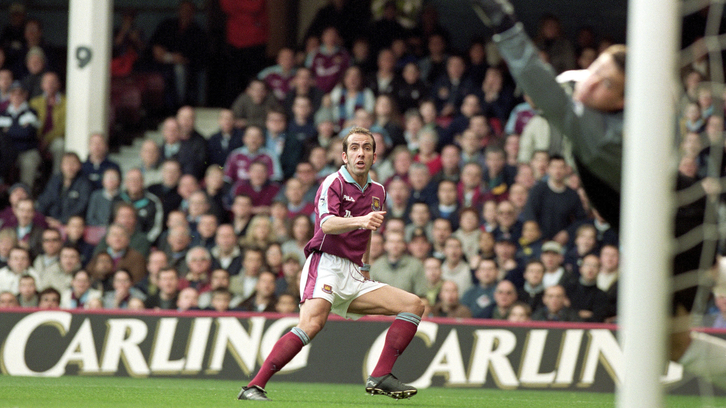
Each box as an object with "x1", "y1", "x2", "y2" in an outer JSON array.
[
  {"x1": 365, "y1": 373, "x2": 417, "y2": 399},
  {"x1": 237, "y1": 385, "x2": 271, "y2": 401}
]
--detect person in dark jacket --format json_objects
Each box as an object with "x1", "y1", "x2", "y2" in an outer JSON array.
[{"x1": 36, "y1": 152, "x2": 92, "y2": 228}]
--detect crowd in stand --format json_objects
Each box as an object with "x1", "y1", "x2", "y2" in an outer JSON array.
[{"x1": 0, "y1": 1, "x2": 725, "y2": 326}]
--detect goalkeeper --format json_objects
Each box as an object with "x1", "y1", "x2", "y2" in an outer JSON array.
[{"x1": 471, "y1": 0, "x2": 726, "y2": 388}]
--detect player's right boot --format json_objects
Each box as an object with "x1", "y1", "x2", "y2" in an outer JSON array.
[
  {"x1": 365, "y1": 374, "x2": 417, "y2": 399},
  {"x1": 237, "y1": 385, "x2": 271, "y2": 401}
]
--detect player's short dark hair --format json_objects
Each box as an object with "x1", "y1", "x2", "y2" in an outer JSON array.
[
  {"x1": 603, "y1": 44, "x2": 626, "y2": 75},
  {"x1": 342, "y1": 127, "x2": 376, "y2": 153}
]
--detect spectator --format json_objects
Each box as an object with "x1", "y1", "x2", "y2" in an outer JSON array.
[
  {"x1": 135, "y1": 250, "x2": 168, "y2": 297},
  {"x1": 198, "y1": 269, "x2": 231, "y2": 309},
  {"x1": 480, "y1": 280, "x2": 518, "y2": 319},
  {"x1": 457, "y1": 162, "x2": 487, "y2": 210},
  {"x1": 37, "y1": 286, "x2": 60, "y2": 308},
  {"x1": 275, "y1": 253, "x2": 302, "y2": 298},
  {"x1": 144, "y1": 267, "x2": 179, "y2": 310},
  {"x1": 238, "y1": 270, "x2": 277, "y2": 312},
  {"x1": 423, "y1": 256, "x2": 444, "y2": 306},
  {"x1": 371, "y1": 231, "x2": 427, "y2": 296},
  {"x1": 224, "y1": 125, "x2": 280, "y2": 185},
  {"x1": 414, "y1": 129, "x2": 441, "y2": 177},
  {"x1": 185, "y1": 190, "x2": 210, "y2": 231},
  {"x1": 1, "y1": 3, "x2": 26, "y2": 69},
  {"x1": 704, "y1": 284, "x2": 726, "y2": 328},
  {"x1": 220, "y1": 0, "x2": 269, "y2": 106},
  {"x1": 564, "y1": 253, "x2": 608, "y2": 322},
  {"x1": 454, "y1": 207, "x2": 482, "y2": 262},
  {"x1": 16, "y1": 273, "x2": 37, "y2": 306},
  {"x1": 440, "y1": 236, "x2": 472, "y2": 296},
  {"x1": 306, "y1": 26, "x2": 351, "y2": 94},
  {"x1": 461, "y1": 258, "x2": 499, "y2": 318},
  {"x1": 507, "y1": 301, "x2": 532, "y2": 323},
  {"x1": 60, "y1": 269, "x2": 102, "y2": 309},
  {"x1": 86, "y1": 168, "x2": 121, "y2": 226},
  {"x1": 563, "y1": 224, "x2": 599, "y2": 276},
  {"x1": 259, "y1": 47, "x2": 296, "y2": 103},
  {"x1": 374, "y1": 94, "x2": 404, "y2": 148},
  {"x1": 540, "y1": 241, "x2": 573, "y2": 289},
  {"x1": 147, "y1": 0, "x2": 207, "y2": 107},
  {"x1": 102, "y1": 269, "x2": 146, "y2": 309},
  {"x1": 139, "y1": 140, "x2": 163, "y2": 187},
  {"x1": 287, "y1": 95, "x2": 317, "y2": 145},
  {"x1": 430, "y1": 217, "x2": 452, "y2": 260},
  {"x1": 38, "y1": 244, "x2": 81, "y2": 293},
  {"x1": 517, "y1": 259, "x2": 546, "y2": 312},
  {"x1": 419, "y1": 33, "x2": 449, "y2": 86},
  {"x1": 63, "y1": 216, "x2": 93, "y2": 267},
  {"x1": 87, "y1": 252, "x2": 114, "y2": 290},
  {"x1": 534, "y1": 14, "x2": 576, "y2": 74},
  {"x1": 148, "y1": 159, "x2": 184, "y2": 221},
  {"x1": 231, "y1": 78, "x2": 280, "y2": 130},
  {"x1": 80, "y1": 139, "x2": 120, "y2": 187},
  {"x1": 19, "y1": 46, "x2": 47, "y2": 98},
  {"x1": 479, "y1": 65, "x2": 516, "y2": 127},
  {"x1": 207, "y1": 287, "x2": 234, "y2": 312},
  {"x1": 281, "y1": 215, "x2": 313, "y2": 264},
  {"x1": 283, "y1": 67, "x2": 324, "y2": 120},
  {"x1": 0, "y1": 228, "x2": 17, "y2": 268},
  {"x1": 516, "y1": 220, "x2": 543, "y2": 264},
  {"x1": 431, "y1": 280, "x2": 472, "y2": 318},
  {"x1": 395, "y1": 62, "x2": 428, "y2": 113},
  {"x1": 531, "y1": 285, "x2": 580, "y2": 322},
  {"x1": 275, "y1": 292, "x2": 299, "y2": 314},
  {"x1": 483, "y1": 146, "x2": 516, "y2": 201},
  {"x1": 88, "y1": 223, "x2": 146, "y2": 284},
  {"x1": 119, "y1": 168, "x2": 164, "y2": 244},
  {"x1": 159, "y1": 117, "x2": 183, "y2": 162},
  {"x1": 597, "y1": 244, "x2": 619, "y2": 321},
  {"x1": 432, "y1": 144, "x2": 462, "y2": 185},
  {"x1": 28, "y1": 71, "x2": 65, "y2": 173},
  {"x1": 93, "y1": 203, "x2": 151, "y2": 258},
  {"x1": 0, "y1": 80, "x2": 40, "y2": 189},
  {"x1": 265, "y1": 108, "x2": 303, "y2": 180},
  {"x1": 240, "y1": 214, "x2": 278, "y2": 251},
  {"x1": 458, "y1": 129, "x2": 485, "y2": 169},
  {"x1": 192, "y1": 213, "x2": 217, "y2": 250},
  {"x1": 179, "y1": 246, "x2": 212, "y2": 293},
  {"x1": 164, "y1": 225, "x2": 192, "y2": 272},
  {"x1": 230, "y1": 160, "x2": 281, "y2": 215},
  {"x1": 32, "y1": 227, "x2": 62, "y2": 279},
  {"x1": 175, "y1": 287, "x2": 199, "y2": 310},
  {"x1": 330, "y1": 66, "x2": 375, "y2": 129},
  {"x1": 523, "y1": 155, "x2": 587, "y2": 243},
  {"x1": 0, "y1": 290, "x2": 19, "y2": 308},
  {"x1": 36, "y1": 152, "x2": 92, "y2": 228},
  {"x1": 229, "y1": 247, "x2": 265, "y2": 300},
  {"x1": 431, "y1": 55, "x2": 474, "y2": 117},
  {"x1": 13, "y1": 199, "x2": 44, "y2": 258},
  {"x1": 230, "y1": 195, "x2": 254, "y2": 237},
  {"x1": 407, "y1": 163, "x2": 438, "y2": 210},
  {"x1": 431, "y1": 180, "x2": 461, "y2": 231},
  {"x1": 176, "y1": 105, "x2": 209, "y2": 179},
  {"x1": 508, "y1": 183, "x2": 529, "y2": 220},
  {"x1": 467, "y1": 230, "x2": 495, "y2": 271},
  {"x1": 207, "y1": 109, "x2": 243, "y2": 168}
]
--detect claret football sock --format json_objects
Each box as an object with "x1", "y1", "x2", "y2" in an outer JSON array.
[
  {"x1": 371, "y1": 312, "x2": 421, "y2": 377},
  {"x1": 248, "y1": 328, "x2": 309, "y2": 388}
]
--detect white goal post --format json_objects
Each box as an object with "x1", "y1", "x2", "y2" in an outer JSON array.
[{"x1": 619, "y1": 0, "x2": 680, "y2": 407}]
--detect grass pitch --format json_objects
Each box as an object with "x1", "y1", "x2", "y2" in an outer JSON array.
[{"x1": 0, "y1": 376, "x2": 723, "y2": 408}]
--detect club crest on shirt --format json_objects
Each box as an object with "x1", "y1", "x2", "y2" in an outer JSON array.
[
  {"x1": 372, "y1": 196, "x2": 381, "y2": 211},
  {"x1": 322, "y1": 284, "x2": 332, "y2": 294}
]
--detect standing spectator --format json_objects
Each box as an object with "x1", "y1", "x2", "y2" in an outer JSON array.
[
  {"x1": 148, "y1": 159, "x2": 184, "y2": 221},
  {"x1": 419, "y1": 33, "x2": 449, "y2": 86},
  {"x1": 395, "y1": 62, "x2": 428, "y2": 114},
  {"x1": 431, "y1": 280, "x2": 472, "y2": 318},
  {"x1": 29, "y1": 71, "x2": 65, "y2": 173},
  {"x1": 36, "y1": 152, "x2": 92, "y2": 228},
  {"x1": 480, "y1": 280, "x2": 518, "y2": 319},
  {"x1": 0, "y1": 80, "x2": 39, "y2": 189},
  {"x1": 147, "y1": 0, "x2": 207, "y2": 107},
  {"x1": 19, "y1": 46, "x2": 47, "y2": 98},
  {"x1": 461, "y1": 258, "x2": 499, "y2": 318},
  {"x1": 102, "y1": 269, "x2": 146, "y2": 309},
  {"x1": 176, "y1": 105, "x2": 209, "y2": 179},
  {"x1": 371, "y1": 231, "x2": 427, "y2": 296},
  {"x1": 523, "y1": 155, "x2": 587, "y2": 243},
  {"x1": 431, "y1": 55, "x2": 474, "y2": 117},
  {"x1": 86, "y1": 168, "x2": 121, "y2": 226},
  {"x1": 81, "y1": 133, "x2": 121, "y2": 191},
  {"x1": 139, "y1": 140, "x2": 163, "y2": 187},
  {"x1": 306, "y1": 26, "x2": 351, "y2": 94},
  {"x1": 60, "y1": 269, "x2": 101, "y2": 309},
  {"x1": 564, "y1": 253, "x2": 608, "y2": 322},
  {"x1": 207, "y1": 109, "x2": 243, "y2": 167},
  {"x1": 0, "y1": 246, "x2": 37, "y2": 294},
  {"x1": 534, "y1": 14, "x2": 576, "y2": 74},
  {"x1": 531, "y1": 284, "x2": 580, "y2": 322},
  {"x1": 119, "y1": 168, "x2": 164, "y2": 244},
  {"x1": 220, "y1": 0, "x2": 269, "y2": 106},
  {"x1": 258, "y1": 47, "x2": 296, "y2": 103},
  {"x1": 143, "y1": 267, "x2": 179, "y2": 310}
]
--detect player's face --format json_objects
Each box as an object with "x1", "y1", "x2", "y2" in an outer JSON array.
[
  {"x1": 342, "y1": 133, "x2": 376, "y2": 180},
  {"x1": 573, "y1": 53, "x2": 625, "y2": 112}
]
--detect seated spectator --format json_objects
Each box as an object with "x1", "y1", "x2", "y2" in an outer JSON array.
[
  {"x1": 461, "y1": 258, "x2": 499, "y2": 318},
  {"x1": 275, "y1": 292, "x2": 299, "y2": 314},
  {"x1": 423, "y1": 257, "x2": 444, "y2": 306},
  {"x1": 306, "y1": 26, "x2": 350, "y2": 94},
  {"x1": 516, "y1": 220, "x2": 543, "y2": 264},
  {"x1": 37, "y1": 287, "x2": 61, "y2": 309},
  {"x1": 540, "y1": 241, "x2": 574, "y2": 289},
  {"x1": 230, "y1": 194, "x2": 253, "y2": 237},
  {"x1": 0, "y1": 290, "x2": 19, "y2": 308},
  {"x1": 39, "y1": 245, "x2": 81, "y2": 293},
  {"x1": 224, "y1": 125, "x2": 280, "y2": 185},
  {"x1": 238, "y1": 270, "x2": 277, "y2": 312},
  {"x1": 480, "y1": 280, "x2": 518, "y2": 319},
  {"x1": 63, "y1": 216, "x2": 93, "y2": 267},
  {"x1": 19, "y1": 46, "x2": 47, "y2": 98},
  {"x1": 176, "y1": 287, "x2": 199, "y2": 311},
  {"x1": 531, "y1": 284, "x2": 580, "y2": 322},
  {"x1": 144, "y1": 267, "x2": 179, "y2": 310},
  {"x1": 468, "y1": 230, "x2": 495, "y2": 271},
  {"x1": 408, "y1": 163, "x2": 438, "y2": 209},
  {"x1": 414, "y1": 129, "x2": 441, "y2": 177},
  {"x1": 102, "y1": 269, "x2": 146, "y2": 309},
  {"x1": 453, "y1": 207, "x2": 482, "y2": 263},
  {"x1": 0, "y1": 183, "x2": 46, "y2": 229},
  {"x1": 229, "y1": 247, "x2": 264, "y2": 300},
  {"x1": 508, "y1": 183, "x2": 529, "y2": 220},
  {"x1": 492, "y1": 200, "x2": 522, "y2": 243},
  {"x1": 0, "y1": 228, "x2": 17, "y2": 268},
  {"x1": 458, "y1": 163, "x2": 488, "y2": 210},
  {"x1": 507, "y1": 301, "x2": 532, "y2": 323},
  {"x1": 0, "y1": 81, "x2": 40, "y2": 189},
  {"x1": 431, "y1": 280, "x2": 472, "y2": 318},
  {"x1": 87, "y1": 252, "x2": 114, "y2": 291},
  {"x1": 207, "y1": 109, "x2": 243, "y2": 167},
  {"x1": 29, "y1": 71, "x2": 65, "y2": 173},
  {"x1": 81, "y1": 133, "x2": 120, "y2": 191},
  {"x1": 371, "y1": 231, "x2": 426, "y2": 296},
  {"x1": 210, "y1": 224, "x2": 242, "y2": 276},
  {"x1": 597, "y1": 244, "x2": 620, "y2": 321},
  {"x1": 93, "y1": 202, "x2": 151, "y2": 258},
  {"x1": 483, "y1": 146, "x2": 516, "y2": 201},
  {"x1": 431, "y1": 180, "x2": 461, "y2": 231},
  {"x1": 16, "y1": 273, "x2": 37, "y2": 306},
  {"x1": 564, "y1": 253, "x2": 608, "y2": 322},
  {"x1": 0, "y1": 69, "x2": 13, "y2": 112},
  {"x1": 119, "y1": 168, "x2": 164, "y2": 244},
  {"x1": 230, "y1": 160, "x2": 281, "y2": 215},
  {"x1": 240, "y1": 214, "x2": 278, "y2": 251},
  {"x1": 444, "y1": 94, "x2": 482, "y2": 146},
  {"x1": 148, "y1": 159, "x2": 184, "y2": 221},
  {"x1": 275, "y1": 253, "x2": 302, "y2": 298},
  {"x1": 374, "y1": 94, "x2": 404, "y2": 147},
  {"x1": 191, "y1": 213, "x2": 217, "y2": 250},
  {"x1": 198, "y1": 269, "x2": 232, "y2": 309},
  {"x1": 231, "y1": 78, "x2": 279, "y2": 129},
  {"x1": 60, "y1": 269, "x2": 102, "y2": 309},
  {"x1": 440, "y1": 236, "x2": 472, "y2": 296},
  {"x1": 135, "y1": 250, "x2": 168, "y2": 297},
  {"x1": 32, "y1": 227, "x2": 62, "y2": 277},
  {"x1": 185, "y1": 190, "x2": 210, "y2": 231},
  {"x1": 432, "y1": 144, "x2": 462, "y2": 185},
  {"x1": 88, "y1": 223, "x2": 146, "y2": 284},
  {"x1": 563, "y1": 224, "x2": 599, "y2": 276},
  {"x1": 178, "y1": 246, "x2": 212, "y2": 293},
  {"x1": 86, "y1": 168, "x2": 121, "y2": 226},
  {"x1": 265, "y1": 108, "x2": 302, "y2": 180},
  {"x1": 36, "y1": 152, "x2": 92, "y2": 228},
  {"x1": 139, "y1": 140, "x2": 163, "y2": 187},
  {"x1": 479, "y1": 65, "x2": 516, "y2": 128},
  {"x1": 330, "y1": 66, "x2": 375, "y2": 129},
  {"x1": 408, "y1": 228, "x2": 433, "y2": 262},
  {"x1": 206, "y1": 287, "x2": 234, "y2": 312},
  {"x1": 0, "y1": 246, "x2": 37, "y2": 294},
  {"x1": 431, "y1": 55, "x2": 474, "y2": 117},
  {"x1": 164, "y1": 225, "x2": 192, "y2": 272},
  {"x1": 430, "y1": 217, "x2": 453, "y2": 260},
  {"x1": 147, "y1": 0, "x2": 206, "y2": 107},
  {"x1": 258, "y1": 47, "x2": 296, "y2": 102},
  {"x1": 287, "y1": 95, "x2": 317, "y2": 145},
  {"x1": 517, "y1": 259, "x2": 546, "y2": 312},
  {"x1": 419, "y1": 33, "x2": 449, "y2": 86},
  {"x1": 158, "y1": 117, "x2": 183, "y2": 163}
]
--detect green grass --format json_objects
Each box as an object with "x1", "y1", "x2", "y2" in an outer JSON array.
[{"x1": 0, "y1": 376, "x2": 722, "y2": 408}]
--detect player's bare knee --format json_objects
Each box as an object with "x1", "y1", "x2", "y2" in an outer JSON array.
[{"x1": 403, "y1": 294, "x2": 425, "y2": 317}]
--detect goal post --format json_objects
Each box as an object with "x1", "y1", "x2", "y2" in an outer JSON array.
[{"x1": 619, "y1": 0, "x2": 680, "y2": 406}]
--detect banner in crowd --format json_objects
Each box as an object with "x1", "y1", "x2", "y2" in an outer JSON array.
[{"x1": 0, "y1": 310, "x2": 722, "y2": 394}]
